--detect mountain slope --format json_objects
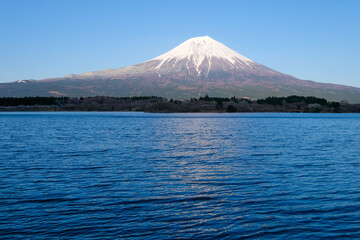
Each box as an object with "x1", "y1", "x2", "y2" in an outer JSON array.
[
  {"x1": 56, "y1": 36, "x2": 283, "y2": 80},
  {"x1": 1, "y1": 36, "x2": 360, "y2": 102}
]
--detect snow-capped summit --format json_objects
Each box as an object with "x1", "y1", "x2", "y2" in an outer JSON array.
[
  {"x1": 139, "y1": 36, "x2": 279, "y2": 78},
  {"x1": 152, "y1": 36, "x2": 256, "y2": 76}
]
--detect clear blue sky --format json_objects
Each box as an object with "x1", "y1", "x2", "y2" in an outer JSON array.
[{"x1": 1, "y1": 0, "x2": 359, "y2": 87}]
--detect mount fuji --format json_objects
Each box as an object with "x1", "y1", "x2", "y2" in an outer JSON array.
[{"x1": 1, "y1": 36, "x2": 360, "y2": 102}]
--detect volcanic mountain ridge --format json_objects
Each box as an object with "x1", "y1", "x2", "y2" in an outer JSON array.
[{"x1": 1, "y1": 36, "x2": 360, "y2": 102}]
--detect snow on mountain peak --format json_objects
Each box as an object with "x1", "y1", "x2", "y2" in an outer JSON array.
[{"x1": 152, "y1": 36, "x2": 255, "y2": 75}]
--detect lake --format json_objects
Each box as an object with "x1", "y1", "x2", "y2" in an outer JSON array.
[{"x1": 1, "y1": 112, "x2": 360, "y2": 239}]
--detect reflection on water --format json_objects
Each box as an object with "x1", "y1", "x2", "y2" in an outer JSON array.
[{"x1": 1, "y1": 112, "x2": 360, "y2": 239}]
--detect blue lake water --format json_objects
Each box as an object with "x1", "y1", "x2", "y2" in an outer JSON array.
[{"x1": 1, "y1": 112, "x2": 360, "y2": 239}]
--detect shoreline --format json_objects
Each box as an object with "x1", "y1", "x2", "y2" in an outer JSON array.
[{"x1": 0, "y1": 109, "x2": 356, "y2": 114}]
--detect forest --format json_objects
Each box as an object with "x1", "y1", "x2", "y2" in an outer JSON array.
[{"x1": 0, "y1": 95, "x2": 359, "y2": 113}]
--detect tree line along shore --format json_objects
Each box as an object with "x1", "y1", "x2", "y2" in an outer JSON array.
[{"x1": 0, "y1": 95, "x2": 359, "y2": 113}]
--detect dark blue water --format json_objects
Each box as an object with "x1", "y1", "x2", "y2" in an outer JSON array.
[{"x1": 1, "y1": 112, "x2": 360, "y2": 239}]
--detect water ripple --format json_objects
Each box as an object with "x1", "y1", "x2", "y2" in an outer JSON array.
[{"x1": 1, "y1": 112, "x2": 360, "y2": 239}]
